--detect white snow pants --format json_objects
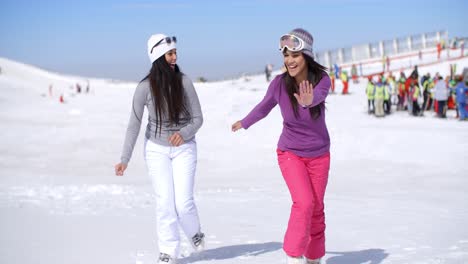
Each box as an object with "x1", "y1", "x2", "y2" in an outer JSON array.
[{"x1": 144, "y1": 139, "x2": 201, "y2": 257}]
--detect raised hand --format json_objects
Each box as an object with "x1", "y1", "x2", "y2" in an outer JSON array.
[{"x1": 293, "y1": 80, "x2": 314, "y2": 107}]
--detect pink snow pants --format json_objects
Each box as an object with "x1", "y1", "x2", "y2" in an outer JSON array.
[{"x1": 277, "y1": 149, "x2": 330, "y2": 260}]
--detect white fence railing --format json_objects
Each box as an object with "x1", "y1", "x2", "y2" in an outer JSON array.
[{"x1": 316, "y1": 30, "x2": 452, "y2": 67}]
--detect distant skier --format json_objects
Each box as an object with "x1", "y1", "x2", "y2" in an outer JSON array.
[
  {"x1": 406, "y1": 68, "x2": 419, "y2": 114},
  {"x1": 410, "y1": 65, "x2": 419, "y2": 81},
  {"x1": 410, "y1": 82, "x2": 422, "y2": 116},
  {"x1": 76, "y1": 83, "x2": 82, "y2": 93},
  {"x1": 374, "y1": 76, "x2": 386, "y2": 117},
  {"x1": 387, "y1": 73, "x2": 398, "y2": 107},
  {"x1": 341, "y1": 69, "x2": 349, "y2": 94},
  {"x1": 351, "y1": 64, "x2": 358, "y2": 84},
  {"x1": 437, "y1": 42, "x2": 442, "y2": 60},
  {"x1": 397, "y1": 72, "x2": 407, "y2": 110},
  {"x1": 265, "y1": 63, "x2": 273, "y2": 82},
  {"x1": 365, "y1": 76, "x2": 375, "y2": 114},
  {"x1": 334, "y1": 63, "x2": 339, "y2": 79},
  {"x1": 383, "y1": 77, "x2": 391, "y2": 114},
  {"x1": 433, "y1": 76, "x2": 449, "y2": 118},
  {"x1": 421, "y1": 73, "x2": 434, "y2": 111},
  {"x1": 448, "y1": 79, "x2": 458, "y2": 114},
  {"x1": 454, "y1": 77, "x2": 468, "y2": 120},
  {"x1": 48, "y1": 84, "x2": 53, "y2": 97}
]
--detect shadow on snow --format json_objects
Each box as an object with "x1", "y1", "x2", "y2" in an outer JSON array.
[
  {"x1": 178, "y1": 243, "x2": 388, "y2": 264},
  {"x1": 325, "y1": 249, "x2": 389, "y2": 264},
  {"x1": 178, "y1": 242, "x2": 282, "y2": 263}
]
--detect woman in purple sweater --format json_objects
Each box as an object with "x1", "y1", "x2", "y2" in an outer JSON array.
[{"x1": 232, "y1": 28, "x2": 331, "y2": 264}]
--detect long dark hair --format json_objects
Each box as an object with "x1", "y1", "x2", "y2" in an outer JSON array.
[
  {"x1": 140, "y1": 55, "x2": 190, "y2": 136},
  {"x1": 283, "y1": 53, "x2": 328, "y2": 119}
]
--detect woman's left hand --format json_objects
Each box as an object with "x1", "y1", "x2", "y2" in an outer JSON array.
[
  {"x1": 169, "y1": 132, "x2": 185, "y2": 146},
  {"x1": 294, "y1": 80, "x2": 314, "y2": 107}
]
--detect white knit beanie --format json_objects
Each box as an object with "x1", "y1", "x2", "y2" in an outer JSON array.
[{"x1": 147, "y1": 34, "x2": 176, "y2": 64}]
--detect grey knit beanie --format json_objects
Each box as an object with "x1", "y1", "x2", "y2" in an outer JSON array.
[{"x1": 289, "y1": 28, "x2": 314, "y2": 59}]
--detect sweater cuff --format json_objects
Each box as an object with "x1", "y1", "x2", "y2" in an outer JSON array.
[
  {"x1": 121, "y1": 157, "x2": 129, "y2": 165},
  {"x1": 179, "y1": 129, "x2": 190, "y2": 141},
  {"x1": 240, "y1": 119, "x2": 250, "y2": 129}
]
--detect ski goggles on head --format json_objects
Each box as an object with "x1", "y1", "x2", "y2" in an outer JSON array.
[
  {"x1": 279, "y1": 34, "x2": 309, "y2": 52},
  {"x1": 150, "y1": 36, "x2": 177, "y2": 54}
]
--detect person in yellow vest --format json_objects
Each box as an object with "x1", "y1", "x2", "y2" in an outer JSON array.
[
  {"x1": 422, "y1": 76, "x2": 435, "y2": 111},
  {"x1": 410, "y1": 82, "x2": 422, "y2": 116},
  {"x1": 365, "y1": 76, "x2": 375, "y2": 114},
  {"x1": 341, "y1": 70, "x2": 349, "y2": 94},
  {"x1": 374, "y1": 77, "x2": 386, "y2": 117}
]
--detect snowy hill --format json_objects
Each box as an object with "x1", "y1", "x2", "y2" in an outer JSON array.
[{"x1": 0, "y1": 55, "x2": 468, "y2": 264}]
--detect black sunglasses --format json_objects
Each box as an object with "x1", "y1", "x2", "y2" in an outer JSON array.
[{"x1": 150, "y1": 36, "x2": 177, "y2": 54}]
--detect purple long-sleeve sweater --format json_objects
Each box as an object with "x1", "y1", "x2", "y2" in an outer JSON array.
[{"x1": 241, "y1": 73, "x2": 331, "y2": 158}]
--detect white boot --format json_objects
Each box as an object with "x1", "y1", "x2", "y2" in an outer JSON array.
[
  {"x1": 305, "y1": 258, "x2": 321, "y2": 264},
  {"x1": 191, "y1": 232, "x2": 205, "y2": 252},
  {"x1": 287, "y1": 255, "x2": 304, "y2": 264},
  {"x1": 158, "y1": 253, "x2": 176, "y2": 264}
]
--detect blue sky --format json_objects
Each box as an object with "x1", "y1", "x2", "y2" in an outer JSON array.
[{"x1": 0, "y1": 0, "x2": 466, "y2": 81}]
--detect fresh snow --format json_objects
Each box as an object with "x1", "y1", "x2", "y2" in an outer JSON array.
[{"x1": 0, "y1": 52, "x2": 467, "y2": 264}]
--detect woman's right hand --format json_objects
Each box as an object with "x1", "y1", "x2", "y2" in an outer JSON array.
[
  {"x1": 115, "y1": 163, "x2": 128, "y2": 176},
  {"x1": 231, "y1": 121, "x2": 243, "y2": 132}
]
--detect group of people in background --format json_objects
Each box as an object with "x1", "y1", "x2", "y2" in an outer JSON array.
[
  {"x1": 365, "y1": 65, "x2": 468, "y2": 120},
  {"x1": 47, "y1": 80, "x2": 91, "y2": 103}
]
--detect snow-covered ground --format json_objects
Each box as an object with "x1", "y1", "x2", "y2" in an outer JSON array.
[{"x1": 0, "y1": 54, "x2": 467, "y2": 264}]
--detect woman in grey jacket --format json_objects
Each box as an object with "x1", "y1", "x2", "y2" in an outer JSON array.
[{"x1": 114, "y1": 33, "x2": 204, "y2": 264}]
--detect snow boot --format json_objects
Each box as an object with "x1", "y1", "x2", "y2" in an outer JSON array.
[
  {"x1": 158, "y1": 253, "x2": 176, "y2": 264},
  {"x1": 287, "y1": 255, "x2": 304, "y2": 264},
  {"x1": 191, "y1": 232, "x2": 205, "y2": 252},
  {"x1": 305, "y1": 258, "x2": 321, "y2": 264}
]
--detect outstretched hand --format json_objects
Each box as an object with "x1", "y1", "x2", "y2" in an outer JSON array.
[
  {"x1": 231, "y1": 121, "x2": 243, "y2": 132},
  {"x1": 294, "y1": 80, "x2": 314, "y2": 107}
]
